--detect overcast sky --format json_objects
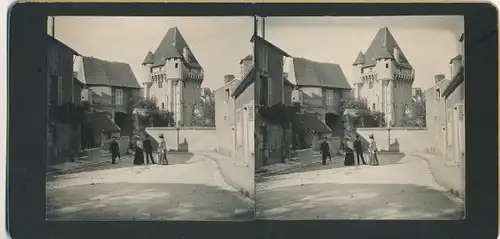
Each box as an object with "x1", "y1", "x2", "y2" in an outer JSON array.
[
  {"x1": 49, "y1": 16, "x2": 254, "y2": 90},
  {"x1": 259, "y1": 16, "x2": 464, "y2": 90}
]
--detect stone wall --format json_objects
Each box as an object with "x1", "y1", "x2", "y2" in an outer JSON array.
[
  {"x1": 356, "y1": 127, "x2": 430, "y2": 152},
  {"x1": 145, "y1": 127, "x2": 217, "y2": 152}
]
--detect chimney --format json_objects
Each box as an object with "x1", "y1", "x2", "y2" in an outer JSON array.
[
  {"x1": 183, "y1": 47, "x2": 190, "y2": 62},
  {"x1": 434, "y1": 74, "x2": 445, "y2": 84},
  {"x1": 224, "y1": 74, "x2": 235, "y2": 84},
  {"x1": 393, "y1": 46, "x2": 400, "y2": 62},
  {"x1": 240, "y1": 54, "x2": 253, "y2": 79}
]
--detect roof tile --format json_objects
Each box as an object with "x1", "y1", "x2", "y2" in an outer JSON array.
[
  {"x1": 293, "y1": 57, "x2": 351, "y2": 89},
  {"x1": 83, "y1": 56, "x2": 141, "y2": 89}
]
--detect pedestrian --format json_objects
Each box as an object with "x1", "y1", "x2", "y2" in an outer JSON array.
[
  {"x1": 157, "y1": 134, "x2": 169, "y2": 165},
  {"x1": 320, "y1": 137, "x2": 332, "y2": 165},
  {"x1": 368, "y1": 134, "x2": 379, "y2": 166},
  {"x1": 143, "y1": 135, "x2": 156, "y2": 165},
  {"x1": 353, "y1": 135, "x2": 367, "y2": 165},
  {"x1": 133, "y1": 135, "x2": 145, "y2": 165},
  {"x1": 110, "y1": 137, "x2": 121, "y2": 164}
]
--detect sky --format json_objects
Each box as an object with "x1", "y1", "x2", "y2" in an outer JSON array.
[
  {"x1": 49, "y1": 16, "x2": 254, "y2": 90},
  {"x1": 258, "y1": 16, "x2": 464, "y2": 90}
]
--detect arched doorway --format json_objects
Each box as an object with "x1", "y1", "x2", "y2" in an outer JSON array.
[
  {"x1": 114, "y1": 112, "x2": 132, "y2": 136},
  {"x1": 325, "y1": 113, "x2": 340, "y2": 136}
]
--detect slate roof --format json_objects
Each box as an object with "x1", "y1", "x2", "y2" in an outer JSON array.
[
  {"x1": 232, "y1": 66, "x2": 256, "y2": 98},
  {"x1": 145, "y1": 27, "x2": 202, "y2": 69},
  {"x1": 292, "y1": 113, "x2": 332, "y2": 133},
  {"x1": 47, "y1": 35, "x2": 81, "y2": 56},
  {"x1": 292, "y1": 57, "x2": 351, "y2": 89},
  {"x1": 142, "y1": 51, "x2": 154, "y2": 65},
  {"x1": 353, "y1": 52, "x2": 365, "y2": 65},
  {"x1": 82, "y1": 56, "x2": 141, "y2": 89},
  {"x1": 354, "y1": 27, "x2": 412, "y2": 68},
  {"x1": 85, "y1": 112, "x2": 121, "y2": 133}
]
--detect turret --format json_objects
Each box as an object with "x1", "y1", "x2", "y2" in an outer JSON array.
[{"x1": 352, "y1": 51, "x2": 365, "y2": 100}]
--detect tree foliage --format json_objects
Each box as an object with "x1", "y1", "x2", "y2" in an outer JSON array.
[
  {"x1": 340, "y1": 99, "x2": 386, "y2": 128},
  {"x1": 128, "y1": 94, "x2": 175, "y2": 129},
  {"x1": 191, "y1": 97, "x2": 215, "y2": 127},
  {"x1": 401, "y1": 101, "x2": 427, "y2": 127}
]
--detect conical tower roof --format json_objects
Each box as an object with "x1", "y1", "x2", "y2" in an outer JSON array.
[
  {"x1": 142, "y1": 51, "x2": 154, "y2": 65},
  {"x1": 352, "y1": 51, "x2": 365, "y2": 65},
  {"x1": 362, "y1": 26, "x2": 412, "y2": 68},
  {"x1": 149, "y1": 26, "x2": 202, "y2": 68}
]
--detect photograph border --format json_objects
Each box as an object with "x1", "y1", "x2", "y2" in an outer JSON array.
[{"x1": 8, "y1": 3, "x2": 498, "y2": 239}]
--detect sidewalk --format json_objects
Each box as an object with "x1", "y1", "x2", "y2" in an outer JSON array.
[
  {"x1": 198, "y1": 151, "x2": 255, "y2": 200},
  {"x1": 410, "y1": 152, "x2": 464, "y2": 200}
]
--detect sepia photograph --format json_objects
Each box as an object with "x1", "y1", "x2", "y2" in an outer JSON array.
[
  {"x1": 45, "y1": 16, "x2": 255, "y2": 221},
  {"x1": 253, "y1": 16, "x2": 465, "y2": 220}
]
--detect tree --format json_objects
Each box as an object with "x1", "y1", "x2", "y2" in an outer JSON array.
[
  {"x1": 401, "y1": 101, "x2": 426, "y2": 127},
  {"x1": 340, "y1": 99, "x2": 385, "y2": 128},
  {"x1": 128, "y1": 94, "x2": 175, "y2": 130},
  {"x1": 192, "y1": 98, "x2": 215, "y2": 127}
]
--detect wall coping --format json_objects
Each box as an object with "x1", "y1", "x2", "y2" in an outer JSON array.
[
  {"x1": 357, "y1": 127, "x2": 427, "y2": 131},
  {"x1": 146, "y1": 127, "x2": 216, "y2": 131}
]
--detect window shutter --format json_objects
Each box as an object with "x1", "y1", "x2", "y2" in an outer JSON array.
[{"x1": 247, "y1": 105, "x2": 254, "y2": 121}]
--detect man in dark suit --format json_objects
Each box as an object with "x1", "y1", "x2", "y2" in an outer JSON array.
[
  {"x1": 320, "y1": 137, "x2": 332, "y2": 165},
  {"x1": 110, "y1": 137, "x2": 120, "y2": 164},
  {"x1": 143, "y1": 135, "x2": 155, "y2": 165},
  {"x1": 353, "y1": 135, "x2": 367, "y2": 165}
]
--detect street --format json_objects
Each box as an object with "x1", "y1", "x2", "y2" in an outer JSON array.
[
  {"x1": 46, "y1": 153, "x2": 254, "y2": 221},
  {"x1": 255, "y1": 153, "x2": 464, "y2": 220}
]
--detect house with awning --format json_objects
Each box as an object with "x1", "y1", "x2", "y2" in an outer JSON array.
[{"x1": 82, "y1": 111, "x2": 122, "y2": 150}]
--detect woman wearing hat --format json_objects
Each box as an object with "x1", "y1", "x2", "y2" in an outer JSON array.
[
  {"x1": 367, "y1": 134, "x2": 379, "y2": 166},
  {"x1": 157, "y1": 134, "x2": 169, "y2": 165},
  {"x1": 133, "y1": 135, "x2": 145, "y2": 165}
]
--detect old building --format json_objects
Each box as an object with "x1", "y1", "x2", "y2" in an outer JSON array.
[
  {"x1": 141, "y1": 27, "x2": 204, "y2": 126},
  {"x1": 214, "y1": 75, "x2": 241, "y2": 156},
  {"x1": 47, "y1": 35, "x2": 84, "y2": 164},
  {"x1": 352, "y1": 26, "x2": 415, "y2": 126},
  {"x1": 75, "y1": 55, "x2": 142, "y2": 137},
  {"x1": 253, "y1": 35, "x2": 291, "y2": 168},
  {"x1": 424, "y1": 74, "x2": 449, "y2": 155},
  {"x1": 287, "y1": 57, "x2": 351, "y2": 136}
]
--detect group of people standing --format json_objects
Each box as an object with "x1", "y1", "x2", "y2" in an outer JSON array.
[
  {"x1": 109, "y1": 134, "x2": 169, "y2": 166},
  {"x1": 319, "y1": 134, "x2": 379, "y2": 166}
]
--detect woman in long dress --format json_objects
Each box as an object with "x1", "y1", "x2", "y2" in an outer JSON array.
[
  {"x1": 133, "y1": 136, "x2": 145, "y2": 165},
  {"x1": 157, "y1": 134, "x2": 169, "y2": 165},
  {"x1": 368, "y1": 134, "x2": 379, "y2": 166}
]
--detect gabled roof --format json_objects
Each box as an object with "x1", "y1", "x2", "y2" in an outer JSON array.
[
  {"x1": 360, "y1": 27, "x2": 412, "y2": 68},
  {"x1": 449, "y1": 54, "x2": 463, "y2": 64},
  {"x1": 47, "y1": 35, "x2": 81, "y2": 56},
  {"x1": 142, "y1": 51, "x2": 154, "y2": 65},
  {"x1": 239, "y1": 54, "x2": 253, "y2": 64},
  {"x1": 352, "y1": 51, "x2": 365, "y2": 65},
  {"x1": 292, "y1": 113, "x2": 332, "y2": 133},
  {"x1": 232, "y1": 66, "x2": 256, "y2": 98},
  {"x1": 292, "y1": 57, "x2": 351, "y2": 89},
  {"x1": 82, "y1": 56, "x2": 141, "y2": 89},
  {"x1": 147, "y1": 27, "x2": 202, "y2": 69},
  {"x1": 251, "y1": 34, "x2": 291, "y2": 57}
]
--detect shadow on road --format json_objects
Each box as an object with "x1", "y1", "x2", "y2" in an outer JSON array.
[
  {"x1": 46, "y1": 182, "x2": 253, "y2": 221},
  {"x1": 47, "y1": 153, "x2": 197, "y2": 180},
  {"x1": 259, "y1": 152, "x2": 406, "y2": 179},
  {"x1": 256, "y1": 182, "x2": 463, "y2": 220}
]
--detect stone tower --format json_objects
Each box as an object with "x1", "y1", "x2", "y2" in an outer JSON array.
[
  {"x1": 352, "y1": 26, "x2": 415, "y2": 126},
  {"x1": 141, "y1": 27, "x2": 204, "y2": 127}
]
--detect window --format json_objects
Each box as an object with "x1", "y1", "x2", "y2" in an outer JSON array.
[
  {"x1": 57, "y1": 76, "x2": 63, "y2": 104},
  {"x1": 435, "y1": 89, "x2": 441, "y2": 101},
  {"x1": 225, "y1": 89, "x2": 230, "y2": 103},
  {"x1": 325, "y1": 90, "x2": 334, "y2": 106},
  {"x1": 361, "y1": 68, "x2": 364, "y2": 74},
  {"x1": 175, "y1": 63, "x2": 179, "y2": 68},
  {"x1": 268, "y1": 78, "x2": 273, "y2": 106},
  {"x1": 372, "y1": 103, "x2": 376, "y2": 111},
  {"x1": 158, "y1": 81, "x2": 163, "y2": 88},
  {"x1": 385, "y1": 63, "x2": 389, "y2": 68},
  {"x1": 115, "y1": 89, "x2": 123, "y2": 105}
]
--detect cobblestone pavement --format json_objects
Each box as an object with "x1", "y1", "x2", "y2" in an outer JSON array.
[
  {"x1": 256, "y1": 153, "x2": 464, "y2": 220},
  {"x1": 46, "y1": 154, "x2": 254, "y2": 221}
]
